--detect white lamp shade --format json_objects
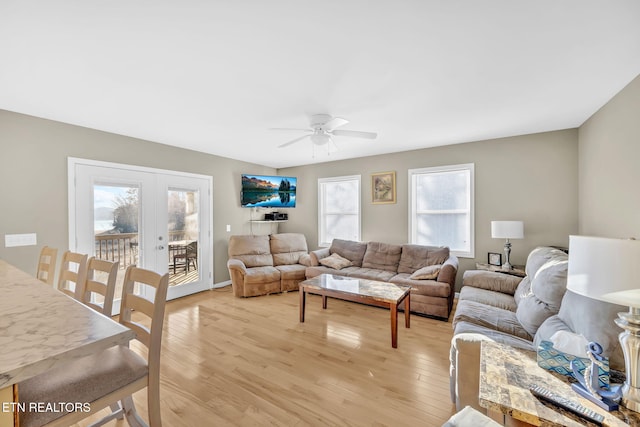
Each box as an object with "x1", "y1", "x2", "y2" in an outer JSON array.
[
  {"x1": 491, "y1": 221, "x2": 524, "y2": 239},
  {"x1": 567, "y1": 235, "x2": 640, "y2": 307}
]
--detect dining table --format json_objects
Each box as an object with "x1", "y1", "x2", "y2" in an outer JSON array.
[{"x1": 0, "y1": 259, "x2": 135, "y2": 427}]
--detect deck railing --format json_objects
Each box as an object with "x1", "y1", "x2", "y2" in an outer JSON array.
[
  {"x1": 95, "y1": 231, "x2": 189, "y2": 269},
  {"x1": 95, "y1": 233, "x2": 138, "y2": 268}
]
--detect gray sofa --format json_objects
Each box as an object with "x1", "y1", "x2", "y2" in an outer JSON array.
[
  {"x1": 227, "y1": 233, "x2": 310, "y2": 297},
  {"x1": 305, "y1": 239, "x2": 459, "y2": 319},
  {"x1": 450, "y1": 246, "x2": 625, "y2": 411}
]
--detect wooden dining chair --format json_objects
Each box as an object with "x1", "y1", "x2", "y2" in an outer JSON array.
[
  {"x1": 18, "y1": 266, "x2": 170, "y2": 427},
  {"x1": 82, "y1": 257, "x2": 119, "y2": 316},
  {"x1": 36, "y1": 246, "x2": 58, "y2": 285},
  {"x1": 56, "y1": 251, "x2": 89, "y2": 300}
]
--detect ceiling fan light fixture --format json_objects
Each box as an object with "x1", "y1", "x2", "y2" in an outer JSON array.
[{"x1": 310, "y1": 132, "x2": 330, "y2": 145}]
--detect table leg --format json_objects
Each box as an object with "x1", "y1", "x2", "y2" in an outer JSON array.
[
  {"x1": 322, "y1": 295, "x2": 327, "y2": 309},
  {"x1": 391, "y1": 304, "x2": 398, "y2": 348},
  {"x1": 405, "y1": 293, "x2": 410, "y2": 328},
  {"x1": 299, "y1": 286, "x2": 306, "y2": 322},
  {"x1": 0, "y1": 384, "x2": 17, "y2": 427}
]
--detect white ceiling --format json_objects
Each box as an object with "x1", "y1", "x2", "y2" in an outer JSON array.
[{"x1": 1, "y1": 1, "x2": 639, "y2": 168}]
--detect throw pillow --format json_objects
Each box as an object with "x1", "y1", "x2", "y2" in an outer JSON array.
[
  {"x1": 409, "y1": 264, "x2": 441, "y2": 280},
  {"x1": 319, "y1": 253, "x2": 353, "y2": 270}
]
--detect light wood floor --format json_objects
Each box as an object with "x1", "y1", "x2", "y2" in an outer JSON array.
[{"x1": 78, "y1": 287, "x2": 457, "y2": 426}]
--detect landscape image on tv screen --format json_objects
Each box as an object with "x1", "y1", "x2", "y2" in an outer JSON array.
[{"x1": 241, "y1": 174, "x2": 297, "y2": 208}]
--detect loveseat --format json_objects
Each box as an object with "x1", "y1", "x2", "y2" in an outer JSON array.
[
  {"x1": 227, "y1": 233, "x2": 310, "y2": 297},
  {"x1": 305, "y1": 239, "x2": 458, "y2": 319},
  {"x1": 449, "y1": 246, "x2": 625, "y2": 411}
]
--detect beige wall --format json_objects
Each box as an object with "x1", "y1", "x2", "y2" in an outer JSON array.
[
  {"x1": 0, "y1": 108, "x2": 583, "y2": 292},
  {"x1": 578, "y1": 74, "x2": 640, "y2": 238},
  {"x1": 280, "y1": 130, "x2": 579, "y2": 290},
  {"x1": 0, "y1": 109, "x2": 276, "y2": 283}
]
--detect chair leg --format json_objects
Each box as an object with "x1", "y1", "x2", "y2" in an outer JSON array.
[
  {"x1": 148, "y1": 372, "x2": 162, "y2": 427},
  {"x1": 122, "y1": 395, "x2": 148, "y2": 427},
  {"x1": 85, "y1": 403, "x2": 124, "y2": 427}
]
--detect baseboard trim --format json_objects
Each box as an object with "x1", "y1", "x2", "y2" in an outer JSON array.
[{"x1": 211, "y1": 280, "x2": 232, "y2": 290}]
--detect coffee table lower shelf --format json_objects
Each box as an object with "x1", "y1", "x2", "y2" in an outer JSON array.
[{"x1": 298, "y1": 274, "x2": 411, "y2": 348}]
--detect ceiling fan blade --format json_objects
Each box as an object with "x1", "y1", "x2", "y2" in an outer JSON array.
[
  {"x1": 331, "y1": 129, "x2": 378, "y2": 139},
  {"x1": 269, "y1": 127, "x2": 312, "y2": 132},
  {"x1": 323, "y1": 117, "x2": 349, "y2": 131},
  {"x1": 278, "y1": 134, "x2": 311, "y2": 148}
]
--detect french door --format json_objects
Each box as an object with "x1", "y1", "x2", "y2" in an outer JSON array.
[{"x1": 68, "y1": 158, "x2": 212, "y2": 314}]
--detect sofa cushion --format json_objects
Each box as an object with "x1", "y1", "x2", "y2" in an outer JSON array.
[
  {"x1": 275, "y1": 264, "x2": 306, "y2": 281},
  {"x1": 535, "y1": 290, "x2": 626, "y2": 371},
  {"x1": 362, "y1": 242, "x2": 402, "y2": 272},
  {"x1": 453, "y1": 320, "x2": 535, "y2": 351},
  {"x1": 270, "y1": 233, "x2": 308, "y2": 265},
  {"x1": 243, "y1": 266, "x2": 280, "y2": 284},
  {"x1": 228, "y1": 235, "x2": 273, "y2": 267},
  {"x1": 330, "y1": 239, "x2": 368, "y2": 267},
  {"x1": 319, "y1": 253, "x2": 353, "y2": 270},
  {"x1": 397, "y1": 244, "x2": 450, "y2": 274},
  {"x1": 348, "y1": 268, "x2": 396, "y2": 282},
  {"x1": 515, "y1": 247, "x2": 568, "y2": 336},
  {"x1": 305, "y1": 266, "x2": 361, "y2": 279},
  {"x1": 459, "y1": 286, "x2": 517, "y2": 312},
  {"x1": 409, "y1": 264, "x2": 441, "y2": 280},
  {"x1": 390, "y1": 273, "x2": 451, "y2": 298},
  {"x1": 454, "y1": 299, "x2": 532, "y2": 341},
  {"x1": 463, "y1": 270, "x2": 522, "y2": 295},
  {"x1": 513, "y1": 276, "x2": 531, "y2": 306}
]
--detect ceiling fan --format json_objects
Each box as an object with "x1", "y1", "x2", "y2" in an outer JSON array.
[{"x1": 272, "y1": 114, "x2": 377, "y2": 149}]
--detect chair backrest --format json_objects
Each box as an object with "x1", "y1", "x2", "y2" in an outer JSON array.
[
  {"x1": 36, "y1": 246, "x2": 58, "y2": 285},
  {"x1": 82, "y1": 257, "x2": 119, "y2": 315},
  {"x1": 187, "y1": 241, "x2": 197, "y2": 256},
  {"x1": 57, "y1": 251, "x2": 89, "y2": 300},
  {"x1": 119, "y1": 266, "x2": 169, "y2": 377}
]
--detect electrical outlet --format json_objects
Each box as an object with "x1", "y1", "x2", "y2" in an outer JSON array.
[{"x1": 226, "y1": 224, "x2": 231, "y2": 232}]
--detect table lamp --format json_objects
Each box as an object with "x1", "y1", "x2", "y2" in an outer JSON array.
[
  {"x1": 567, "y1": 235, "x2": 640, "y2": 412},
  {"x1": 491, "y1": 220, "x2": 524, "y2": 270}
]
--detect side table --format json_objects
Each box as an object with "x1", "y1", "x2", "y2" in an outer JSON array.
[
  {"x1": 479, "y1": 341, "x2": 639, "y2": 426},
  {"x1": 475, "y1": 262, "x2": 526, "y2": 278}
]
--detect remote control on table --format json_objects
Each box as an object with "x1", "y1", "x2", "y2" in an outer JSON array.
[{"x1": 529, "y1": 384, "x2": 605, "y2": 426}]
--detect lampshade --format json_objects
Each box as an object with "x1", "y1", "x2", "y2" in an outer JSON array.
[
  {"x1": 567, "y1": 235, "x2": 640, "y2": 307},
  {"x1": 491, "y1": 221, "x2": 524, "y2": 239}
]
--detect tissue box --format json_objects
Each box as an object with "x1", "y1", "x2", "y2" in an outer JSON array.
[{"x1": 537, "y1": 340, "x2": 609, "y2": 388}]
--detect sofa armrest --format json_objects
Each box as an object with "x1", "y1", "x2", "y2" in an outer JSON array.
[
  {"x1": 227, "y1": 258, "x2": 247, "y2": 274},
  {"x1": 298, "y1": 253, "x2": 313, "y2": 267},
  {"x1": 227, "y1": 258, "x2": 248, "y2": 297},
  {"x1": 438, "y1": 254, "x2": 458, "y2": 286},
  {"x1": 462, "y1": 270, "x2": 523, "y2": 295},
  {"x1": 309, "y1": 248, "x2": 330, "y2": 266},
  {"x1": 449, "y1": 333, "x2": 491, "y2": 412}
]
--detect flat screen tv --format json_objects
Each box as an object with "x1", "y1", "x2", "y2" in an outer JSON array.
[{"x1": 241, "y1": 174, "x2": 297, "y2": 208}]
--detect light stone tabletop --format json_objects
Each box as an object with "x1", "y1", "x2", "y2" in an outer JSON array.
[
  {"x1": 479, "y1": 340, "x2": 640, "y2": 426},
  {"x1": 0, "y1": 260, "x2": 135, "y2": 388}
]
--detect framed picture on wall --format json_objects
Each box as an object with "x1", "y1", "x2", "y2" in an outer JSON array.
[
  {"x1": 488, "y1": 252, "x2": 502, "y2": 266},
  {"x1": 372, "y1": 171, "x2": 396, "y2": 204}
]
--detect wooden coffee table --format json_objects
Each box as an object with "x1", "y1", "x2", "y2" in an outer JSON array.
[{"x1": 299, "y1": 274, "x2": 411, "y2": 348}]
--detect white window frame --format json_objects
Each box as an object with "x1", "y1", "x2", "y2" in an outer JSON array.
[
  {"x1": 318, "y1": 175, "x2": 361, "y2": 247},
  {"x1": 408, "y1": 163, "x2": 475, "y2": 258}
]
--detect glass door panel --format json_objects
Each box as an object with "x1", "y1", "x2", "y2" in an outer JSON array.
[
  {"x1": 167, "y1": 188, "x2": 200, "y2": 287},
  {"x1": 159, "y1": 174, "x2": 211, "y2": 300},
  {"x1": 93, "y1": 183, "x2": 140, "y2": 304}
]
